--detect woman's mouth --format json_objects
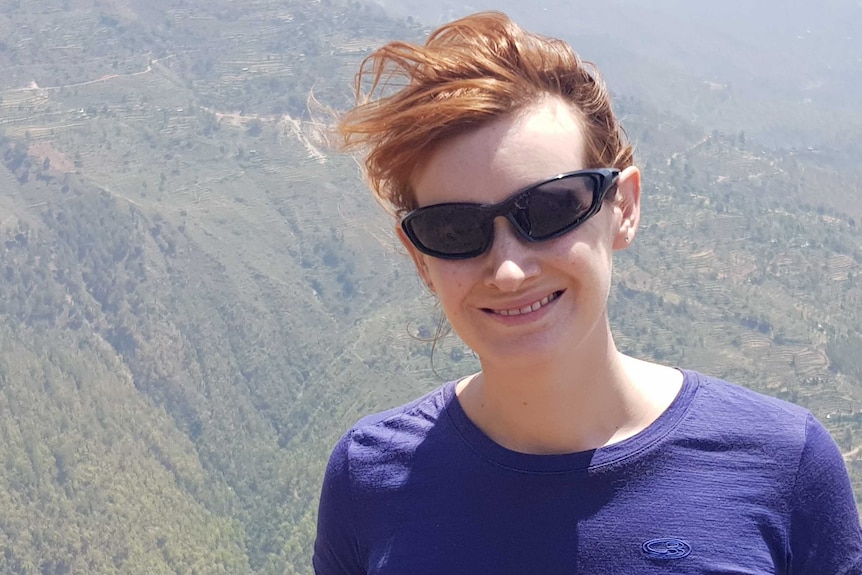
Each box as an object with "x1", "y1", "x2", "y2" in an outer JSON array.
[{"x1": 489, "y1": 290, "x2": 563, "y2": 316}]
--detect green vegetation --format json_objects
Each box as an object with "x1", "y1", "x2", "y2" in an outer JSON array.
[{"x1": 0, "y1": 0, "x2": 859, "y2": 573}]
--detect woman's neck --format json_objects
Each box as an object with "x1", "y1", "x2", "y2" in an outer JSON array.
[{"x1": 455, "y1": 342, "x2": 682, "y2": 455}]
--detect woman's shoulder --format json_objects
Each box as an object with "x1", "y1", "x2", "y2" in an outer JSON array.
[
  {"x1": 325, "y1": 382, "x2": 457, "y2": 478},
  {"x1": 678, "y1": 369, "x2": 828, "y2": 461},
  {"x1": 351, "y1": 383, "x2": 452, "y2": 431},
  {"x1": 672, "y1": 370, "x2": 854, "y2": 507},
  {"x1": 685, "y1": 369, "x2": 811, "y2": 424}
]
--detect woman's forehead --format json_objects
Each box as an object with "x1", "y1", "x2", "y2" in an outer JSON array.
[{"x1": 411, "y1": 98, "x2": 587, "y2": 205}]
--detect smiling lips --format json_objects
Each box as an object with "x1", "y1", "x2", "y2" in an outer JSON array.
[{"x1": 490, "y1": 290, "x2": 562, "y2": 316}]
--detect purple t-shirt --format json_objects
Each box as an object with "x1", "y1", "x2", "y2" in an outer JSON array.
[{"x1": 314, "y1": 370, "x2": 862, "y2": 574}]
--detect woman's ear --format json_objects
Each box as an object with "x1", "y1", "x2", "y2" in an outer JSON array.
[
  {"x1": 612, "y1": 166, "x2": 641, "y2": 250},
  {"x1": 396, "y1": 226, "x2": 435, "y2": 292}
]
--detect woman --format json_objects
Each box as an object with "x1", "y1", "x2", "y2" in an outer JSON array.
[{"x1": 314, "y1": 12, "x2": 862, "y2": 574}]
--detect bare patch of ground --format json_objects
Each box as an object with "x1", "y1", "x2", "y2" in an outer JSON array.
[{"x1": 29, "y1": 141, "x2": 76, "y2": 172}]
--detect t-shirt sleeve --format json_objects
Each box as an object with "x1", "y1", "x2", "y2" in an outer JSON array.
[
  {"x1": 789, "y1": 413, "x2": 862, "y2": 574},
  {"x1": 313, "y1": 432, "x2": 365, "y2": 575}
]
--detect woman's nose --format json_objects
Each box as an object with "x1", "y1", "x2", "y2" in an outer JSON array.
[{"x1": 483, "y1": 218, "x2": 540, "y2": 291}]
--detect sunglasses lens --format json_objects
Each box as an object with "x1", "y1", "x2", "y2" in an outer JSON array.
[
  {"x1": 406, "y1": 205, "x2": 490, "y2": 258},
  {"x1": 516, "y1": 175, "x2": 597, "y2": 238}
]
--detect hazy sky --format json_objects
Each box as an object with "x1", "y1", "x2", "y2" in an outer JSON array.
[{"x1": 373, "y1": 0, "x2": 862, "y2": 146}]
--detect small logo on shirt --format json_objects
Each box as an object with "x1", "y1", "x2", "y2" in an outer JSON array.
[{"x1": 642, "y1": 538, "x2": 692, "y2": 560}]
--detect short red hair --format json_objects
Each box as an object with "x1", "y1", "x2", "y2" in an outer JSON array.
[{"x1": 338, "y1": 11, "x2": 633, "y2": 216}]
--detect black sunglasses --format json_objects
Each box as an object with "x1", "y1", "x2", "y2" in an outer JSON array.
[{"x1": 401, "y1": 168, "x2": 620, "y2": 260}]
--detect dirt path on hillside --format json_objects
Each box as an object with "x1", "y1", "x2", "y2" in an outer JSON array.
[
  {"x1": 200, "y1": 106, "x2": 326, "y2": 163},
  {"x1": 1, "y1": 55, "x2": 175, "y2": 94},
  {"x1": 843, "y1": 445, "x2": 862, "y2": 460}
]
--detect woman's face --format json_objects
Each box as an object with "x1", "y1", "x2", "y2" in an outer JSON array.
[{"x1": 398, "y1": 97, "x2": 640, "y2": 369}]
